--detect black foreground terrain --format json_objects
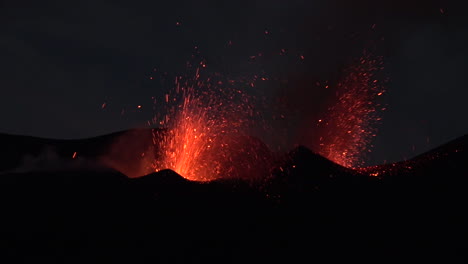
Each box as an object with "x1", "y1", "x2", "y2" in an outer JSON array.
[{"x1": 0, "y1": 130, "x2": 467, "y2": 263}]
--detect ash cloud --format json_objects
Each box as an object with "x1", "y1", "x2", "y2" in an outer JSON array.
[{"x1": 2, "y1": 146, "x2": 112, "y2": 175}]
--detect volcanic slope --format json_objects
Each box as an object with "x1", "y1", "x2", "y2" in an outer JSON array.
[{"x1": 0, "y1": 131, "x2": 467, "y2": 263}]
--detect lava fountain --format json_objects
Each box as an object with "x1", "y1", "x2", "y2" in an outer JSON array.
[
  {"x1": 150, "y1": 68, "x2": 272, "y2": 182},
  {"x1": 316, "y1": 52, "x2": 386, "y2": 168}
]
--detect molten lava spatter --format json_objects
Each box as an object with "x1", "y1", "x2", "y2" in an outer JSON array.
[
  {"x1": 149, "y1": 68, "x2": 271, "y2": 182},
  {"x1": 317, "y1": 52, "x2": 385, "y2": 168}
]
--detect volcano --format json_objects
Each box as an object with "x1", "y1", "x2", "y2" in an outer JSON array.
[{"x1": 0, "y1": 129, "x2": 467, "y2": 263}]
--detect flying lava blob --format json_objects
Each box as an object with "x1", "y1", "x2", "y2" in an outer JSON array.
[{"x1": 316, "y1": 52, "x2": 386, "y2": 168}]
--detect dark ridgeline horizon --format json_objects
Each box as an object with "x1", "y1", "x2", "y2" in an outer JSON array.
[{"x1": 0, "y1": 0, "x2": 467, "y2": 166}]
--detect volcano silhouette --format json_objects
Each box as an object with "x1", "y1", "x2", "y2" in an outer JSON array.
[{"x1": 0, "y1": 129, "x2": 467, "y2": 263}]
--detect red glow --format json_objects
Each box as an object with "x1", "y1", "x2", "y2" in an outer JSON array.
[
  {"x1": 108, "y1": 50, "x2": 387, "y2": 180},
  {"x1": 316, "y1": 52, "x2": 385, "y2": 168},
  {"x1": 148, "y1": 69, "x2": 271, "y2": 182},
  {"x1": 72, "y1": 152, "x2": 77, "y2": 159}
]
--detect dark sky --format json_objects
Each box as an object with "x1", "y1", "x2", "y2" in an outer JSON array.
[{"x1": 1, "y1": 0, "x2": 467, "y2": 165}]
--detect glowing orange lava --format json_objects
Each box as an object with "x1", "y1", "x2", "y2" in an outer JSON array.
[
  {"x1": 149, "y1": 68, "x2": 270, "y2": 181},
  {"x1": 317, "y1": 52, "x2": 385, "y2": 168},
  {"x1": 141, "y1": 52, "x2": 384, "y2": 180}
]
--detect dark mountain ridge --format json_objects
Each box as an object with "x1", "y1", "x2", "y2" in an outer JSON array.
[{"x1": 0, "y1": 130, "x2": 467, "y2": 262}]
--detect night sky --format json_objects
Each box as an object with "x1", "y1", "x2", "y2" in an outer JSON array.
[{"x1": 1, "y1": 0, "x2": 467, "y2": 165}]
